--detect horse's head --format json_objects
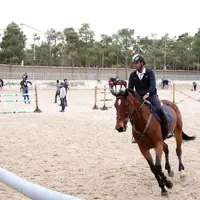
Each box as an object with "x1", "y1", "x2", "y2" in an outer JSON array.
[{"x1": 111, "y1": 89, "x2": 136, "y2": 132}]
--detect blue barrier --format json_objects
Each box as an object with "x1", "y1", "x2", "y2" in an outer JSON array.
[
  {"x1": 0, "y1": 93, "x2": 35, "y2": 97},
  {"x1": 0, "y1": 99, "x2": 35, "y2": 102},
  {"x1": 0, "y1": 110, "x2": 33, "y2": 114}
]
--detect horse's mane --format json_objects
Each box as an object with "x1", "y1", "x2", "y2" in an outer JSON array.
[
  {"x1": 127, "y1": 89, "x2": 141, "y2": 101},
  {"x1": 113, "y1": 89, "x2": 142, "y2": 101}
]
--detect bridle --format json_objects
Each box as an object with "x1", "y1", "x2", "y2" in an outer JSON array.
[{"x1": 116, "y1": 96, "x2": 153, "y2": 137}]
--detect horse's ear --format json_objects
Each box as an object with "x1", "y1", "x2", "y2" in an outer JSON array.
[
  {"x1": 125, "y1": 88, "x2": 132, "y2": 97},
  {"x1": 126, "y1": 88, "x2": 134, "y2": 95}
]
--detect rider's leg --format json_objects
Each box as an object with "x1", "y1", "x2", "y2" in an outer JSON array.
[{"x1": 148, "y1": 95, "x2": 172, "y2": 139}]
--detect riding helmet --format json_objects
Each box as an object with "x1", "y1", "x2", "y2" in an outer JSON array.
[{"x1": 132, "y1": 54, "x2": 146, "y2": 64}]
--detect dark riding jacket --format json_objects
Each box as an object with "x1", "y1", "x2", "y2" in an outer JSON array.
[{"x1": 128, "y1": 68, "x2": 157, "y2": 97}]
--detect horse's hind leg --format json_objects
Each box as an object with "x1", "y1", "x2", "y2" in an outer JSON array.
[
  {"x1": 175, "y1": 127, "x2": 185, "y2": 178},
  {"x1": 163, "y1": 142, "x2": 174, "y2": 177}
]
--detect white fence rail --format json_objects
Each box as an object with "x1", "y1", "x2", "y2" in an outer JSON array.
[{"x1": 0, "y1": 168, "x2": 82, "y2": 200}]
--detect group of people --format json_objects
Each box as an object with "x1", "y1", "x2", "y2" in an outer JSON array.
[
  {"x1": 54, "y1": 79, "x2": 69, "y2": 112},
  {"x1": 19, "y1": 73, "x2": 70, "y2": 112}
]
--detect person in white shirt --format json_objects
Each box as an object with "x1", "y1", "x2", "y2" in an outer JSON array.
[{"x1": 59, "y1": 82, "x2": 66, "y2": 112}]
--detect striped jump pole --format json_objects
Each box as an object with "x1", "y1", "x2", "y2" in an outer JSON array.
[
  {"x1": 0, "y1": 168, "x2": 82, "y2": 200},
  {"x1": 0, "y1": 110, "x2": 33, "y2": 114},
  {"x1": 100, "y1": 85, "x2": 113, "y2": 110},
  {"x1": 0, "y1": 99, "x2": 34, "y2": 103},
  {"x1": 0, "y1": 93, "x2": 35, "y2": 97},
  {"x1": 172, "y1": 83, "x2": 176, "y2": 103},
  {"x1": 92, "y1": 86, "x2": 98, "y2": 110},
  {"x1": 101, "y1": 85, "x2": 108, "y2": 110},
  {"x1": 92, "y1": 85, "x2": 113, "y2": 110},
  {"x1": 33, "y1": 84, "x2": 42, "y2": 113}
]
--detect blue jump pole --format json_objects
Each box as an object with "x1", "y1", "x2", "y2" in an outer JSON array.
[
  {"x1": 0, "y1": 110, "x2": 33, "y2": 114},
  {"x1": 0, "y1": 93, "x2": 35, "y2": 97},
  {"x1": 0, "y1": 99, "x2": 35, "y2": 103}
]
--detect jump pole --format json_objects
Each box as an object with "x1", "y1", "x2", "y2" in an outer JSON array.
[
  {"x1": 172, "y1": 83, "x2": 176, "y2": 103},
  {"x1": 33, "y1": 84, "x2": 42, "y2": 113},
  {"x1": 0, "y1": 167, "x2": 81, "y2": 200},
  {"x1": 0, "y1": 85, "x2": 42, "y2": 114},
  {"x1": 92, "y1": 86, "x2": 98, "y2": 110},
  {"x1": 101, "y1": 85, "x2": 108, "y2": 110}
]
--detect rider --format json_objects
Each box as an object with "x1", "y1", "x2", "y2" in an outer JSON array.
[
  {"x1": 22, "y1": 72, "x2": 28, "y2": 81},
  {"x1": 115, "y1": 75, "x2": 119, "y2": 82},
  {"x1": 128, "y1": 54, "x2": 172, "y2": 143},
  {"x1": 20, "y1": 74, "x2": 32, "y2": 104}
]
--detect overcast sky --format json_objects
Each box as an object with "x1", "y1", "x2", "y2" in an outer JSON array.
[{"x1": 0, "y1": 0, "x2": 199, "y2": 46}]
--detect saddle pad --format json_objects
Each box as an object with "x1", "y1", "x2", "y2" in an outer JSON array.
[{"x1": 152, "y1": 106, "x2": 174, "y2": 123}]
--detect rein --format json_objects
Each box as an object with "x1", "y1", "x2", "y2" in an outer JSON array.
[{"x1": 129, "y1": 99, "x2": 153, "y2": 137}]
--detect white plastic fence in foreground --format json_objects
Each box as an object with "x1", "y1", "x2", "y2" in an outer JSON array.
[{"x1": 0, "y1": 168, "x2": 82, "y2": 200}]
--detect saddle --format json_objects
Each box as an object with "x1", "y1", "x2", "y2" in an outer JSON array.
[{"x1": 144, "y1": 100, "x2": 174, "y2": 123}]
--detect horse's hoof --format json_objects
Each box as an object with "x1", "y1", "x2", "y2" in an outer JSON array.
[
  {"x1": 179, "y1": 171, "x2": 186, "y2": 181},
  {"x1": 165, "y1": 180, "x2": 173, "y2": 189},
  {"x1": 161, "y1": 191, "x2": 168, "y2": 197},
  {"x1": 168, "y1": 170, "x2": 174, "y2": 177}
]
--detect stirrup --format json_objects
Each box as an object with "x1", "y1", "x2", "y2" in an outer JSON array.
[{"x1": 167, "y1": 131, "x2": 173, "y2": 139}]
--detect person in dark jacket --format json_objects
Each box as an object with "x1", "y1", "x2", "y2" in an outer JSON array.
[
  {"x1": 54, "y1": 80, "x2": 60, "y2": 103},
  {"x1": 128, "y1": 54, "x2": 172, "y2": 143},
  {"x1": 63, "y1": 79, "x2": 69, "y2": 106},
  {"x1": 20, "y1": 75, "x2": 32, "y2": 104}
]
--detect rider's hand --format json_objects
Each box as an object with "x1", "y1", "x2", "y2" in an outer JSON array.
[{"x1": 143, "y1": 93, "x2": 150, "y2": 100}]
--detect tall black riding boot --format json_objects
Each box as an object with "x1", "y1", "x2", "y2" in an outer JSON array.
[{"x1": 159, "y1": 109, "x2": 172, "y2": 139}]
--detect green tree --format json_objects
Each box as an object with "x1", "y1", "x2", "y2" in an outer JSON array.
[
  {"x1": 63, "y1": 27, "x2": 79, "y2": 68},
  {"x1": 114, "y1": 28, "x2": 135, "y2": 78},
  {"x1": 78, "y1": 23, "x2": 95, "y2": 67},
  {"x1": 0, "y1": 22, "x2": 26, "y2": 64},
  {"x1": 2, "y1": 21, "x2": 200, "y2": 70},
  {"x1": 46, "y1": 28, "x2": 63, "y2": 65}
]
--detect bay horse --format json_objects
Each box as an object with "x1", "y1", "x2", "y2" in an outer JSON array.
[
  {"x1": 109, "y1": 77, "x2": 127, "y2": 90},
  {"x1": 111, "y1": 88, "x2": 196, "y2": 197}
]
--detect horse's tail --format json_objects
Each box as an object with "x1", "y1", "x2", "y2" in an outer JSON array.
[{"x1": 182, "y1": 131, "x2": 196, "y2": 141}]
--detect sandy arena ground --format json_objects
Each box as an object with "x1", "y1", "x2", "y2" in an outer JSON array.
[{"x1": 0, "y1": 85, "x2": 200, "y2": 200}]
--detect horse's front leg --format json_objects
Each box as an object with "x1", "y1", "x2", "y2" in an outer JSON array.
[
  {"x1": 154, "y1": 142, "x2": 173, "y2": 196},
  {"x1": 138, "y1": 146, "x2": 167, "y2": 196}
]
